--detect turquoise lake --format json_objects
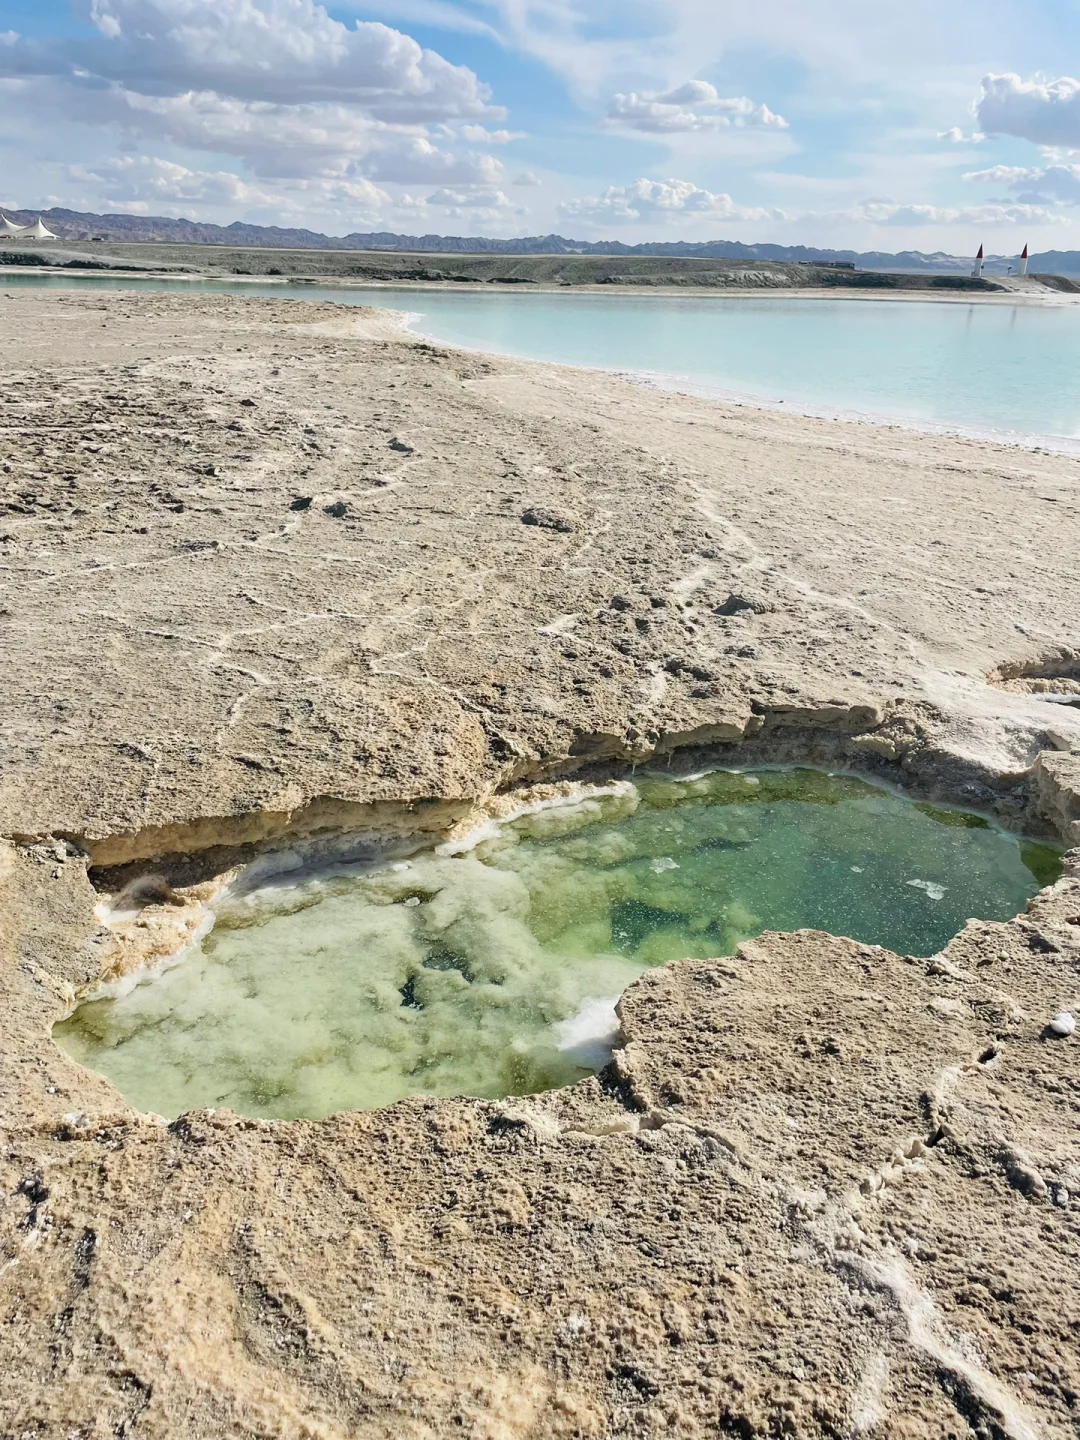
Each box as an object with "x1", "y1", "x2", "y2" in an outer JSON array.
[{"x1": 6, "y1": 272, "x2": 1080, "y2": 446}]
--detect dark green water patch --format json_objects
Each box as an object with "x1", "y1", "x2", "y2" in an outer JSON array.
[{"x1": 54, "y1": 768, "x2": 1061, "y2": 1120}]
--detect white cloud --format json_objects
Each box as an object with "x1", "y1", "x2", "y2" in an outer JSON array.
[
  {"x1": 425, "y1": 186, "x2": 511, "y2": 207},
  {"x1": 455, "y1": 124, "x2": 524, "y2": 142},
  {"x1": 19, "y1": 79, "x2": 501, "y2": 186},
  {"x1": 975, "y1": 73, "x2": 1080, "y2": 150},
  {"x1": 559, "y1": 177, "x2": 784, "y2": 224},
  {"x1": 0, "y1": 0, "x2": 504, "y2": 194},
  {"x1": 606, "y1": 80, "x2": 787, "y2": 133},
  {"x1": 963, "y1": 164, "x2": 1035, "y2": 183},
  {"x1": 68, "y1": 157, "x2": 279, "y2": 209},
  {"x1": 55, "y1": 152, "x2": 536, "y2": 231},
  {"x1": 512, "y1": 171, "x2": 542, "y2": 186},
  {"x1": 74, "y1": 0, "x2": 497, "y2": 118},
  {"x1": 820, "y1": 198, "x2": 1062, "y2": 226},
  {"x1": 964, "y1": 160, "x2": 1080, "y2": 205},
  {"x1": 66, "y1": 155, "x2": 393, "y2": 215},
  {"x1": 373, "y1": 0, "x2": 1009, "y2": 114},
  {"x1": 420, "y1": 185, "x2": 526, "y2": 222},
  {"x1": 938, "y1": 125, "x2": 985, "y2": 144}
]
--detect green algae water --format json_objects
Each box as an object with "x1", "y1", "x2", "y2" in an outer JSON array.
[{"x1": 55, "y1": 769, "x2": 1060, "y2": 1121}]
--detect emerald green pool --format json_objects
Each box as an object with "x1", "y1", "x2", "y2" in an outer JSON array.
[{"x1": 55, "y1": 769, "x2": 1060, "y2": 1120}]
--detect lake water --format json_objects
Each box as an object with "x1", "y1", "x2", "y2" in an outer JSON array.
[
  {"x1": 55, "y1": 769, "x2": 1060, "y2": 1120},
  {"x1": 6, "y1": 272, "x2": 1080, "y2": 446}
]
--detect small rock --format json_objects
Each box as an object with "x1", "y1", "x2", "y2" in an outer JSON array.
[
  {"x1": 715, "y1": 592, "x2": 776, "y2": 616},
  {"x1": 998, "y1": 1144, "x2": 1048, "y2": 1199},
  {"x1": 522, "y1": 506, "x2": 573, "y2": 533},
  {"x1": 323, "y1": 500, "x2": 349, "y2": 519},
  {"x1": 289, "y1": 496, "x2": 312, "y2": 511},
  {"x1": 1048, "y1": 1011, "x2": 1076, "y2": 1037}
]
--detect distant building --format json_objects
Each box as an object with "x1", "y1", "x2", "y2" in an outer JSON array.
[
  {"x1": 21, "y1": 218, "x2": 57, "y2": 240},
  {"x1": 0, "y1": 213, "x2": 57, "y2": 239}
]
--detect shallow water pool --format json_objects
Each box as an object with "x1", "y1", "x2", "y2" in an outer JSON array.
[{"x1": 55, "y1": 769, "x2": 1060, "y2": 1120}]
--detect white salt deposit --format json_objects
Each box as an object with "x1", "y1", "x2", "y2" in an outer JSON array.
[
  {"x1": 553, "y1": 995, "x2": 623, "y2": 1070},
  {"x1": 907, "y1": 879, "x2": 947, "y2": 901},
  {"x1": 1048, "y1": 1011, "x2": 1075, "y2": 1037}
]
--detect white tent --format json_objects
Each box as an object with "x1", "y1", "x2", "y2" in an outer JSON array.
[
  {"x1": 0, "y1": 214, "x2": 56, "y2": 239},
  {"x1": 20, "y1": 217, "x2": 57, "y2": 240}
]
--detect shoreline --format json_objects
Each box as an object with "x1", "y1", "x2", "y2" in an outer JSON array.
[
  {"x1": 391, "y1": 300, "x2": 1080, "y2": 459},
  {"x1": 7, "y1": 268, "x2": 1078, "y2": 455}
]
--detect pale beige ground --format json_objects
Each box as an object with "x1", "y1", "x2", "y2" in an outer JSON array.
[{"x1": 1, "y1": 288, "x2": 1079, "y2": 1440}]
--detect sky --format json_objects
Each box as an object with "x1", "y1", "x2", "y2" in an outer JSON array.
[{"x1": 2, "y1": 0, "x2": 1080, "y2": 252}]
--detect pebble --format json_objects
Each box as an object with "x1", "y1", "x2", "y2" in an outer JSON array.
[{"x1": 1048, "y1": 1011, "x2": 1075, "y2": 1037}]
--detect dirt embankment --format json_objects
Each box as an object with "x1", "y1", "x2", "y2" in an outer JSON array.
[
  {"x1": 0, "y1": 240, "x2": 1011, "y2": 291},
  {"x1": 1, "y1": 288, "x2": 1079, "y2": 1439}
]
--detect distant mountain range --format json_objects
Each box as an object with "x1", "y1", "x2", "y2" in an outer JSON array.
[{"x1": 4, "y1": 205, "x2": 1077, "y2": 275}]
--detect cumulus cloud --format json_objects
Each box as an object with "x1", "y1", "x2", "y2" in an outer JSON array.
[
  {"x1": 67, "y1": 0, "x2": 495, "y2": 119},
  {"x1": 69, "y1": 155, "x2": 392, "y2": 210},
  {"x1": 68, "y1": 157, "x2": 282, "y2": 209},
  {"x1": 938, "y1": 126, "x2": 985, "y2": 143},
  {"x1": 964, "y1": 160, "x2": 1080, "y2": 205},
  {"x1": 425, "y1": 186, "x2": 511, "y2": 207},
  {"x1": 61, "y1": 153, "x2": 403, "y2": 225},
  {"x1": 0, "y1": 0, "x2": 504, "y2": 196},
  {"x1": 10, "y1": 77, "x2": 501, "y2": 186},
  {"x1": 63, "y1": 151, "x2": 527, "y2": 227},
  {"x1": 606, "y1": 81, "x2": 787, "y2": 133},
  {"x1": 559, "y1": 177, "x2": 784, "y2": 224},
  {"x1": 454, "y1": 124, "x2": 524, "y2": 143},
  {"x1": 975, "y1": 73, "x2": 1080, "y2": 149},
  {"x1": 825, "y1": 198, "x2": 1061, "y2": 226},
  {"x1": 398, "y1": 184, "x2": 525, "y2": 223}
]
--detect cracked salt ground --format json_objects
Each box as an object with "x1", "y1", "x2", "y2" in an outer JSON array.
[{"x1": 55, "y1": 769, "x2": 1061, "y2": 1121}]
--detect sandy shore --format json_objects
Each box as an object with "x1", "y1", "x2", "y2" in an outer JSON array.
[{"x1": 1, "y1": 287, "x2": 1078, "y2": 1439}]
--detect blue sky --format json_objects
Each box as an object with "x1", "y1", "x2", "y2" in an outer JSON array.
[{"x1": 2, "y1": 0, "x2": 1079, "y2": 251}]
